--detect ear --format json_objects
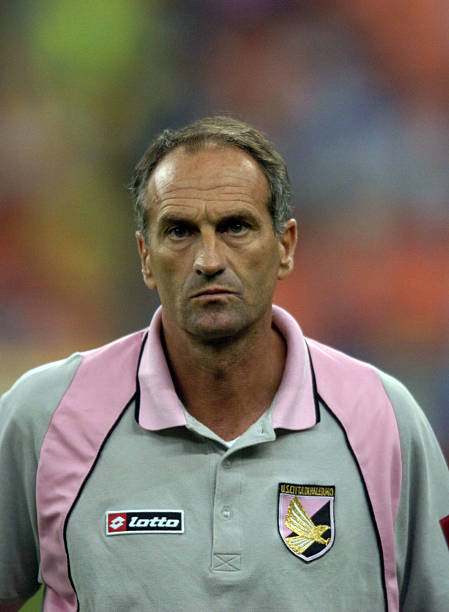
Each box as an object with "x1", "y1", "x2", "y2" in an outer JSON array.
[
  {"x1": 136, "y1": 231, "x2": 157, "y2": 290},
  {"x1": 277, "y1": 219, "x2": 297, "y2": 280}
]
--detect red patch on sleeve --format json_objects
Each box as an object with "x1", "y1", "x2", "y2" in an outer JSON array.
[{"x1": 440, "y1": 515, "x2": 449, "y2": 548}]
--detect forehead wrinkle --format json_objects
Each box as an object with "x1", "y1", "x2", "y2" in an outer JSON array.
[
  {"x1": 154, "y1": 172, "x2": 265, "y2": 198},
  {"x1": 146, "y1": 147, "x2": 270, "y2": 222},
  {"x1": 157, "y1": 191, "x2": 265, "y2": 208},
  {"x1": 151, "y1": 148, "x2": 268, "y2": 194},
  {"x1": 150, "y1": 180, "x2": 269, "y2": 218},
  {"x1": 148, "y1": 178, "x2": 266, "y2": 220}
]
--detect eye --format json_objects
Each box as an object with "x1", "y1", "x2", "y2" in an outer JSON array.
[
  {"x1": 226, "y1": 220, "x2": 249, "y2": 235},
  {"x1": 167, "y1": 225, "x2": 190, "y2": 240}
]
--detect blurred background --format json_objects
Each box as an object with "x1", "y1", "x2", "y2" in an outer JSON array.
[
  {"x1": 1, "y1": 2, "x2": 448, "y2": 605},
  {"x1": 2, "y1": 0, "x2": 448, "y2": 450}
]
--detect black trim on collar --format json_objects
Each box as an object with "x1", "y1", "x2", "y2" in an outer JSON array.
[
  {"x1": 133, "y1": 332, "x2": 149, "y2": 426},
  {"x1": 305, "y1": 341, "x2": 321, "y2": 425}
]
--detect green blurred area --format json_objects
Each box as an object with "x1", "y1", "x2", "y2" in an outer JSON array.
[
  {"x1": 21, "y1": 587, "x2": 42, "y2": 611},
  {"x1": 26, "y1": 0, "x2": 173, "y2": 113}
]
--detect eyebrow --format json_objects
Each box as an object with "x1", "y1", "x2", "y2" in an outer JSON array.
[
  {"x1": 158, "y1": 214, "x2": 193, "y2": 227},
  {"x1": 157, "y1": 209, "x2": 261, "y2": 229}
]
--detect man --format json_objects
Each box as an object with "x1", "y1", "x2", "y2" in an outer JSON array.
[{"x1": 0, "y1": 116, "x2": 448, "y2": 611}]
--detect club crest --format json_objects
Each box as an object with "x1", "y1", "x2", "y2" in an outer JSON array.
[{"x1": 278, "y1": 483, "x2": 335, "y2": 562}]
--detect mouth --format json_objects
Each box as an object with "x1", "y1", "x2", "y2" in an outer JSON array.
[{"x1": 192, "y1": 288, "x2": 235, "y2": 299}]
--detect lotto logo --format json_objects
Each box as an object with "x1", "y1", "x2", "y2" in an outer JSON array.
[
  {"x1": 106, "y1": 510, "x2": 184, "y2": 535},
  {"x1": 108, "y1": 514, "x2": 127, "y2": 532}
]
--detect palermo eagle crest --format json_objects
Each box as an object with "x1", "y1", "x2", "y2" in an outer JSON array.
[{"x1": 278, "y1": 483, "x2": 335, "y2": 562}]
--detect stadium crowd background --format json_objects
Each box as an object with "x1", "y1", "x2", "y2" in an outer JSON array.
[{"x1": 1, "y1": 4, "x2": 448, "y2": 606}]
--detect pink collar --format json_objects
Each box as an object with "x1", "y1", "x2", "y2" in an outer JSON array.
[{"x1": 137, "y1": 305, "x2": 318, "y2": 432}]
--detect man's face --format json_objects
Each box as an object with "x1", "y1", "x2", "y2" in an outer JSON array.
[{"x1": 137, "y1": 144, "x2": 296, "y2": 342}]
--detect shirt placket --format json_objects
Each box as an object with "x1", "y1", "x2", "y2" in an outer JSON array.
[{"x1": 211, "y1": 450, "x2": 242, "y2": 572}]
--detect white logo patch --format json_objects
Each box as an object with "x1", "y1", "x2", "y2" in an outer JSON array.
[{"x1": 106, "y1": 509, "x2": 184, "y2": 535}]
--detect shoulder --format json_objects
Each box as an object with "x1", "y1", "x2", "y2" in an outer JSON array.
[
  {"x1": 4, "y1": 354, "x2": 82, "y2": 399},
  {"x1": 308, "y1": 336, "x2": 428, "y2": 411},
  {"x1": 308, "y1": 338, "x2": 447, "y2": 463},
  {"x1": 0, "y1": 329, "x2": 146, "y2": 441},
  {"x1": 307, "y1": 337, "x2": 377, "y2": 376},
  {"x1": 307, "y1": 338, "x2": 389, "y2": 415},
  {"x1": 308, "y1": 337, "x2": 419, "y2": 414},
  {"x1": 377, "y1": 369, "x2": 423, "y2": 423},
  {"x1": 377, "y1": 369, "x2": 446, "y2": 466},
  {"x1": 0, "y1": 354, "x2": 83, "y2": 450}
]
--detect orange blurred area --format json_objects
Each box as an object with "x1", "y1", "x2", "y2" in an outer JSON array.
[
  {"x1": 1, "y1": 0, "x2": 448, "y2": 460},
  {"x1": 276, "y1": 210, "x2": 449, "y2": 355}
]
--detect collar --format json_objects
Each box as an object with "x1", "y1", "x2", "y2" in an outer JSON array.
[{"x1": 136, "y1": 305, "x2": 319, "y2": 432}]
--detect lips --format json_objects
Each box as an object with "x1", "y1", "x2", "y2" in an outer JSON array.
[{"x1": 192, "y1": 287, "x2": 234, "y2": 298}]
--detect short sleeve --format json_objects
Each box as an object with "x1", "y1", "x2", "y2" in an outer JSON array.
[
  {"x1": 380, "y1": 371, "x2": 449, "y2": 611},
  {"x1": 0, "y1": 389, "x2": 41, "y2": 603},
  {"x1": 0, "y1": 355, "x2": 81, "y2": 605}
]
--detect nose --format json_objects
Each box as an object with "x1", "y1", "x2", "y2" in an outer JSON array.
[{"x1": 193, "y1": 231, "x2": 225, "y2": 277}]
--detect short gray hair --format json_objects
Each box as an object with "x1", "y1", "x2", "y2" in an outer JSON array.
[{"x1": 130, "y1": 115, "x2": 292, "y2": 241}]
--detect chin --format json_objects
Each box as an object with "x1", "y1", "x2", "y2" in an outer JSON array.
[{"x1": 185, "y1": 310, "x2": 250, "y2": 342}]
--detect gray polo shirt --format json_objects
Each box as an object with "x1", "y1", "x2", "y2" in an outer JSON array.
[{"x1": 1, "y1": 306, "x2": 448, "y2": 611}]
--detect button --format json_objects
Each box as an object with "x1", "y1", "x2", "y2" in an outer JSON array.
[
  {"x1": 223, "y1": 459, "x2": 232, "y2": 470},
  {"x1": 221, "y1": 506, "x2": 232, "y2": 520}
]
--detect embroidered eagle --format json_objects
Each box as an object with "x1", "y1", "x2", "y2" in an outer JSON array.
[{"x1": 284, "y1": 496, "x2": 331, "y2": 555}]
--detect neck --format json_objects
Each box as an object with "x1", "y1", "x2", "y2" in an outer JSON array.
[{"x1": 161, "y1": 312, "x2": 286, "y2": 440}]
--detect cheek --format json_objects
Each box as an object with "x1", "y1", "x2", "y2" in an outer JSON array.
[
  {"x1": 153, "y1": 256, "x2": 191, "y2": 294},
  {"x1": 242, "y1": 250, "x2": 280, "y2": 292},
  {"x1": 251, "y1": 242, "x2": 280, "y2": 273}
]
